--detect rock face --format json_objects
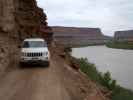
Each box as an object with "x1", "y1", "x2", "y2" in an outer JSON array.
[
  {"x1": 0, "y1": 0, "x2": 52, "y2": 75},
  {"x1": 115, "y1": 30, "x2": 133, "y2": 42},
  {"x1": 52, "y1": 26, "x2": 105, "y2": 47},
  {"x1": 0, "y1": 0, "x2": 15, "y2": 32},
  {"x1": 0, "y1": 0, "x2": 52, "y2": 40}
]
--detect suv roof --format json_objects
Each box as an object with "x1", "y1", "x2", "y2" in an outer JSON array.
[{"x1": 24, "y1": 38, "x2": 45, "y2": 42}]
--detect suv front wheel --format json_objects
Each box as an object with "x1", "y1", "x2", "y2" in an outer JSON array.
[{"x1": 43, "y1": 61, "x2": 50, "y2": 67}]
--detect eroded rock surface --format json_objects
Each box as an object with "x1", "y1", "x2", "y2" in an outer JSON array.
[
  {"x1": 0, "y1": 0, "x2": 52, "y2": 75},
  {"x1": 0, "y1": 0, "x2": 52, "y2": 39}
]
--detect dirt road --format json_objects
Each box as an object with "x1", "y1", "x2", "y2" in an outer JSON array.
[
  {"x1": 0, "y1": 57, "x2": 72, "y2": 100},
  {"x1": 0, "y1": 36, "x2": 85, "y2": 100},
  {"x1": 0, "y1": 57, "x2": 108, "y2": 100}
]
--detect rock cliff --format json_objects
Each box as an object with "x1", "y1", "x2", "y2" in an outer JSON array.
[
  {"x1": 0, "y1": 0, "x2": 52, "y2": 40},
  {"x1": 0, "y1": 0, "x2": 52, "y2": 75},
  {"x1": 0, "y1": 0, "x2": 15, "y2": 33}
]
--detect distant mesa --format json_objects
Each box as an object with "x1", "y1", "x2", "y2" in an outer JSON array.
[
  {"x1": 52, "y1": 26, "x2": 106, "y2": 47},
  {"x1": 114, "y1": 30, "x2": 133, "y2": 43}
]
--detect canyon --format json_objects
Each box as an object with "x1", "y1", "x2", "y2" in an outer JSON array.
[{"x1": 0, "y1": 0, "x2": 109, "y2": 100}]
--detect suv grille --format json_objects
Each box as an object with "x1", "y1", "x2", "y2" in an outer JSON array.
[{"x1": 24, "y1": 53, "x2": 43, "y2": 57}]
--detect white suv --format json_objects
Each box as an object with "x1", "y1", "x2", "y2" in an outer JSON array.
[{"x1": 20, "y1": 38, "x2": 50, "y2": 66}]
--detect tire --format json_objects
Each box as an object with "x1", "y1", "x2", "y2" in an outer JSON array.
[
  {"x1": 19, "y1": 62, "x2": 25, "y2": 67},
  {"x1": 44, "y1": 61, "x2": 50, "y2": 67},
  {"x1": 47, "y1": 61, "x2": 50, "y2": 66}
]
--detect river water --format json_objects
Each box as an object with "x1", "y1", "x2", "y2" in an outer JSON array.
[{"x1": 72, "y1": 46, "x2": 133, "y2": 90}]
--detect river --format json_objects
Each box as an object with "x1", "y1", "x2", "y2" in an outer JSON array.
[{"x1": 72, "y1": 46, "x2": 133, "y2": 90}]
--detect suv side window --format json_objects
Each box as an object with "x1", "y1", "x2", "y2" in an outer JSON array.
[{"x1": 23, "y1": 41, "x2": 29, "y2": 48}]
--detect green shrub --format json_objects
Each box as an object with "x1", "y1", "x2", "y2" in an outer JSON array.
[
  {"x1": 77, "y1": 57, "x2": 133, "y2": 100},
  {"x1": 112, "y1": 86, "x2": 133, "y2": 100},
  {"x1": 100, "y1": 72, "x2": 116, "y2": 90},
  {"x1": 79, "y1": 58, "x2": 101, "y2": 83}
]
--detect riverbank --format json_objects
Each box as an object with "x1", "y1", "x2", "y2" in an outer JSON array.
[
  {"x1": 68, "y1": 56, "x2": 133, "y2": 100},
  {"x1": 79, "y1": 58, "x2": 133, "y2": 100},
  {"x1": 72, "y1": 45, "x2": 133, "y2": 89},
  {"x1": 53, "y1": 43, "x2": 111, "y2": 100},
  {"x1": 106, "y1": 41, "x2": 133, "y2": 50}
]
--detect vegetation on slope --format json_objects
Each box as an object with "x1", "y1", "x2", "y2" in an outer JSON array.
[
  {"x1": 65, "y1": 48, "x2": 133, "y2": 100},
  {"x1": 78, "y1": 58, "x2": 133, "y2": 100},
  {"x1": 106, "y1": 41, "x2": 133, "y2": 50},
  {"x1": 64, "y1": 47, "x2": 133, "y2": 100}
]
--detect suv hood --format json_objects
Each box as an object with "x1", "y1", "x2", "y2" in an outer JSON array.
[{"x1": 22, "y1": 48, "x2": 48, "y2": 53}]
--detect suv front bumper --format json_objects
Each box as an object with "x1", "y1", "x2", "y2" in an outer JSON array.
[{"x1": 20, "y1": 57, "x2": 49, "y2": 63}]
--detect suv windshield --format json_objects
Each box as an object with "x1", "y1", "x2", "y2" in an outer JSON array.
[{"x1": 23, "y1": 41, "x2": 47, "y2": 48}]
